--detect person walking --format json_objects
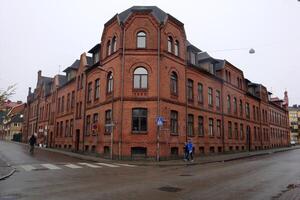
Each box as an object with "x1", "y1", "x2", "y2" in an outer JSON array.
[
  {"x1": 187, "y1": 139, "x2": 194, "y2": 162},
  {"x1": 29, "y1": 134, "x2": 36, "y2": 154},
  {"x1": 183, "y1": 142, "x2": 189, "y2": 161}
]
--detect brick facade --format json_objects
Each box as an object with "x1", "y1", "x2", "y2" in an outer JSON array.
[{"x1": 23, "y1": 6, "x2": 290, "y2": 160}]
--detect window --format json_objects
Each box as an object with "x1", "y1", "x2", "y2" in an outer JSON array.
[
  {"x1": 133, "y1": 67, "x2": 148, "y2": 89},
  {"x1": 209, "y1": 118, "x2": 214, "y2": 137},
  {"x1": 187, "y1": 79, "x2": 194, "y2": 101},
  {"x1": 174, "y1": 40, "x2": 179, "y2": 56},
  {"x1": 253, "y1": 105, "x2": 256, "y2": 121},
  {"x1": 80, "y1": 74, "x2": 84, "y2": 89},
  {"x1": 228, "y1": 121, "x2": 232, "y2": 139},
  {"x1": 216, "y1": 90, "x2": 220, "y2": 109},
  {"x1": 71, "y1": 91, "x2": 75, "y2": 109},
  {"x1": 198, "y1": 116, "x2": 204, "y2": 136},
  {"x1": 197, "y1": 83, "x2": 203, "y2": 103},
  {"x1": 87, "y1": 82, "x2": 92, "y2": 102},
  {"x1": 227, "y1": 95, "x2": 231, "y2": 113},
  {"x1": 137, "y1": 31, "x2": 146, "y2": 48},
  {"x1": 107, "y1": 72, "x2": 113, "y2": 93},
  {"x1": 111, "y1": 36, "x2": 117, "y2": 53},
  {"x1": 61, "y1": 96, "x2": 65, "y2": 113},
  {"x1": 217, "y1": 120, "x2": 221, "y2": 137},
  {"x1": 77, "y1": 76, "x2": 81, "y2": 90},
  {"x1": 85, "y1": 115, "x2": 91, "y2": 136},
  {"x1": 190, "y1": 52, "x2": 196, "y2": 65},
  {"x1": 65, "y1": 120, "x2": 69, "y2": 137},
  {"x1": 168, "y1": 36, "x2": 173, "y2": 53},
  {"x1": 246, "y1": 103, "x2": 250, "y2": 119},
  {"x1": 94, "y1": 79, "x2": 100, "y2": 100},
  {"x1": 208, "y1": 87, "x2": 213, "y2": 106},
  {"x1": 105, "y1": 110, "x2": 112, "y2": 133},
  {"x1": 240, "y1": 100, "x2": 243, "y2": 117},
  {"x1": 170, "y1": 72, "x2": 178, "y2": 95},
  {"x1": 234, "y1": 122, "x2": 238, "y2": 139},
  {"x1": 67, "y1": 93, "x2": 70, "y2": 112},
  {"x1": 170, "y1": 111, "x2": 178, "y2": 134},
  {"x1": 92, "y1": 113, "x2": 98, "y2": 135},
  {"x1": 187, "y1": 114, "x2": 194, "y2": 136},
  {"x1": 56, "y1": 122, "x2": 59, "y2": 137},
  {"x1": 60, "y1": 121, "x2": 63, "y2": 137},
  {"x1": 233, "y1": 97, "x2": 237, "y2": 114},
  {"x1": 240, "y1": 124, "x2": 244, "y2": 140},
  {"x1": 70, "y1": 119, "x2": 73, "y2": 137},
  {"x1": 132, "y1": 108, "x2": 147, "y2": 132},
  {"x1": 107, "y1": 40, "x2": 111, "y2": 56}
]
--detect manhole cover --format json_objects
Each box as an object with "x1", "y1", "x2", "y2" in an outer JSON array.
[{"x1": 158, "y1": 186, "x2": 182, "y2": 193}]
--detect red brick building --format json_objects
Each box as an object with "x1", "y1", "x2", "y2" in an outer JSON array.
[{"x1": 23, "y1": 6, "x2": 290, "y2": 160}]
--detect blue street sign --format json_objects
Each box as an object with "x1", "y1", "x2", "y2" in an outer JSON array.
[{"x1": 156, "y1": 116, "x2": 164, "y2": 126}]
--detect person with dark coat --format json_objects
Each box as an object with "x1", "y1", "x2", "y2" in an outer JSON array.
[{"x1": 29, "y1": 134, "x2": 36, "y2": 154}]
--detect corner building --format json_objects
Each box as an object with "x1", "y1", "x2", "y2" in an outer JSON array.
[{"x1": 24, "y1": 6, "x2": 290, "y2": 160}]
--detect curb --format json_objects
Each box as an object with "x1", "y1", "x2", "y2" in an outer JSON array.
[{"x1": 0, "y1": 168, "x2": 16, "y2": 181}]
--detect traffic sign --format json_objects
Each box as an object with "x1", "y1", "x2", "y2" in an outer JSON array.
[{"x1": 156, "y1": 116, "x2": 164, "y2": 126}]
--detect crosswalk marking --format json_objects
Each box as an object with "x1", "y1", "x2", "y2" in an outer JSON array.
[
  {"x1": 115, "y1": 163, "x2": 136, "y2": 167},
  {"x1": 96, "y1": 162, "x2": 120, "y2": 168},
  {"x1": 78, "y1": 162, "x2": 102, "y2": 168},
  {"x1": 20, "y1": 165, "x2": 36, "y2": 171},
  {"x1": 41, "y1": 164, "x2": 61, "y2": 170},
  {"x1": 65, "y1": 164, "x2": 83, "y2": 169}
]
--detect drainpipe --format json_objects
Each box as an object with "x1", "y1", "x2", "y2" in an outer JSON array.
[
  {"x1": 82, "y1": 71, "x2": 87, "y2": 153},
  {"x1": 156, "y1": 24, "x2": 162, "y2": 161},
  {"x1": 119, "y1": 23, "x2": 126, "y2": 160},
  {"x1": 221, "y1": 80, "x2": 225, "y2": 152}
]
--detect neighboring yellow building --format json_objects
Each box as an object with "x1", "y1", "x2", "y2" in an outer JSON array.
[{"x1": 289, "y1": 105, "x2": 300, "y2": 143}]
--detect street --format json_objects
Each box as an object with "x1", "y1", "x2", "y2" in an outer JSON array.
[{"x1": 1, "y1": 141, "x2": 300, "y2": 200}]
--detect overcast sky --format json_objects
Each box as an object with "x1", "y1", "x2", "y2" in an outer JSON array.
[{"x1": 0, "y1": 0, "x2": 299, "y2": 105}]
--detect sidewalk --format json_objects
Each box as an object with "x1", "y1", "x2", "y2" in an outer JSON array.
[{"x1": 34, "y1": 144, "x2": 300, "y2": 167}]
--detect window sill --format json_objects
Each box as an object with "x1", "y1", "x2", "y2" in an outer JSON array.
[
  {"x1": 170, "y1": 133, "x2": 179, "y2": 136},
  {"x1": 131, "y1": 131, "x2": 148, "y2": 135},
  {"x1": 104, "y1": 133, "x2": 112, "y2": 135}
]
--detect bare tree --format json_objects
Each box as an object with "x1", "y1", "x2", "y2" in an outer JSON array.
[{"x1": 0, "y1": 84, "x2": 16, "y2": 106}]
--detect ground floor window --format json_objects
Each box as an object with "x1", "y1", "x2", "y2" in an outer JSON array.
[
  {"x1": 131, "y1": 147, "x2": 147, "y2": 159},
  {"x1": 171, "y1": 147, "x2": 179, "y2": 157}
]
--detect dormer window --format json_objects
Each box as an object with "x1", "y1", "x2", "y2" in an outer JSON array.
[
  {"x1": 168, "y1": 36, "x2": 173, "y2": 53},
  {"x1": 174, "y1": 40, "x2": 179, "y2": 56},
  {"x1": 94, "y1": 52, "x2": 99, "y2": 64},
  {"x1": 190, "y1": 51, "x2": 196, "y2": 65},
  {"x1": 137, "y1": 31, "x2": 146, "y2": 48}
]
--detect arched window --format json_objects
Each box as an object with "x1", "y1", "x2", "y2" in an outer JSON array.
[
  {"x1": 133, "y1": 67, "x2": 148, "y2": 89},
  {"x1": 168, "y1": 36, "x2": 173, "y2": 53},
  {"x1": 107, "y1": 72, "x2": 113, "y2": 93},
  {"x1": 174, "y1": 40, "x2": 179, "y2": 56},
  {"x1": 227, "y1": 95, "x2": 231, "y2": 113},
  {"x1": 111, "y1": 36, "x2": 117, "y2": 53},
  {"x1": 137, "y1": 31, "x2": 146, "y2": 48},
  {"x1": 170, "y1": 72, "x2": 178, "y2": 95},
  {"x1": 107, "y1": 40, "x2": 111, "y2": 56}
]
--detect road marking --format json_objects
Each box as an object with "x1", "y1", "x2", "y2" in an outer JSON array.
[
  {"x1": 20, "y1": 165, "x2": 36, "y2": 171},
  {"x1": 41, "y1": 164, "x2": 61, "y2": 170},
  {"x1": 96, "y1": 163, "x2": 120, "y2": 168},
  {"x1": 78, "y1": 162, "x2": 102, "y2": 168},
  {"x1": 65, "y1": 164, "x2": 83, "y2": 169},
  {"x1": 115, "y1": 163, "x2": 136, "y2": 167}
]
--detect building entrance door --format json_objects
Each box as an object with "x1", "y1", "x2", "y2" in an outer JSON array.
[{"x1": 75, "y1": 129, "x2": 80, "y2": 151}]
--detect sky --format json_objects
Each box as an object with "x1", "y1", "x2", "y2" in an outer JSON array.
[{"x1": 0, "y1": 0, "x2": 299, "y2": 105}]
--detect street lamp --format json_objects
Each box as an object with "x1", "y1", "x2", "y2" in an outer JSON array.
[{"x1": 97, "y1": 66, "x2": 114, "y2": 160}]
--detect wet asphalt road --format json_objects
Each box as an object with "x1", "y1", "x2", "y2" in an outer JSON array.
[{"x1": 1, "y1": 141, "x2": 300, "y2": 200}]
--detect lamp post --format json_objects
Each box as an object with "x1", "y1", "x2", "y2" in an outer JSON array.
[{"x1": 97, "y1": 66, "x2": 114, "y2": 160}]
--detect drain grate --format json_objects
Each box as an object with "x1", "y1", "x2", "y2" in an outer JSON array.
[{"x1": 158, "y1": 186, "x2": 183, "y2": 193}]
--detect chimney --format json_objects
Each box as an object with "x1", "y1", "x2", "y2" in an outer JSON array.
[
  {"x1": 28, "y1": 87, "x2": 31, "y2": 95},
  {"x1": 38, "y1": 70, "x2": 42, "y2": 79},
  {"x1": 284, "y1": 90, "x2": 289, "y2": 107}
]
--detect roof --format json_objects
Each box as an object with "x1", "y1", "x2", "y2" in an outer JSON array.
[
  {"x1": 58, "y1": 75, "x2": 67, "y2": 87},
  {"x1": 118, "y1": 6, "x2": 168, "y2": 25},
  {"x1": 88, "y1": 43, "x2": 100, "y2": 54},
  {"x1": 186, "y1": 40, "x2": 201, "y2": 52},
  {"x1": 197, "y1": 52, "x2": 219, "y2": 63},
  {"x1": 63, "y1": 59, "x2": 80, "y2": 72},
  {"x1": 8, "y1": 103, "x2": 25, "y2": 116}
]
